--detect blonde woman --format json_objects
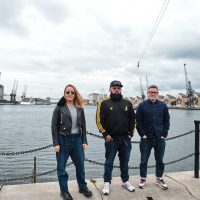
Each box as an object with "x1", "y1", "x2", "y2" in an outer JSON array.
[{"x1": 51, "y1": 84, "x2": 92, "y2": 200}]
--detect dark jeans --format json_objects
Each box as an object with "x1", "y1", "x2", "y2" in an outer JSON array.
[
  {"x1": 104, "y1": 137, "x2": 132, "y2": 183},
  {"x1": 56, "y1": 134, "x2": 87, "y2": 193},
  {"x1": 140, "y1": 136, "x2": 166, "y2": 179}
]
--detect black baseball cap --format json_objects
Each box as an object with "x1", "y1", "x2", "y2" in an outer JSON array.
[{"x1": 110, "y1": 80, "x2": 123, "y2": 88}]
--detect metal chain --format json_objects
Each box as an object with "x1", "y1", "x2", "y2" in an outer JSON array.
[
  {"x1": 166, "y1": 130, "x2": 195, "y2": 141},
  {"x1": 85, "y1": 153, "x2": 195, "y2": 169},
  {"x1": 0, "y1": 162, "x2": 73, "y2": 183},
  {"x1": 0, "y1": 130, "x2": 195, "y2": 156},
  {"x1": 0, "y1": 144, "x2": 53, "y2": 156},
  {"x1": 0, "y1": 153, "x2": 195, "y2": 184},
  {"x1": 87, "y1": 130, "x2": 195, "y2": 144}
]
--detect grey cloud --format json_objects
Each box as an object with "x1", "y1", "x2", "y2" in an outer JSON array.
[
  {"x1": 0, "y1": 0, "x2": 27, "y2": 35},
  {"x1": 30, "y1": 0, "x2": 69, "y2": 23}
]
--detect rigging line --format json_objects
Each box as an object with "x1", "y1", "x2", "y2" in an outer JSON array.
[
  {"x1": 142, "y1": 0, "x2": 169, "y2": 57},
  {"x1": 138, "y1": 0, "x2": 170, "y2": 64},
  {"x1": 139, "y1": 0, "x2": 170, "y2": 62}
]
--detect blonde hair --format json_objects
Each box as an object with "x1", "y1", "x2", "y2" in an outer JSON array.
[{"x1": 64, "y1": 84, "x2": 84, "y2": 108}]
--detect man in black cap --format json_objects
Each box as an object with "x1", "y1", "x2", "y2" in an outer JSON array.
[{"x1": 96, "y1": 80, "x2": 136, "y2": 195}]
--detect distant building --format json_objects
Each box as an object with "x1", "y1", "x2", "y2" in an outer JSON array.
[
  {"x1": 0, "y1": 84, "x2": 4, "y2": 100},
  {"x1": 195, "y1": 92, "x2": 200, "y2": 107},
  {"x1": 165, "y1": 94, "x2": 176, "y2": 106},
  {"x1": 132, "y1": 96, "x2": 142, "y2": 107},
  {"x1": 158, "y1": 95, "x2": 165, "y2": 102},
  {"x1": 177, "y1": 93, "x2": 188, "y2": 107},
  {"x1": 84, "y1": 99, "x2": 89, "y2": 105},
  {"x1": 88, "y1": 93, "x2": 100, "y2": 105}
]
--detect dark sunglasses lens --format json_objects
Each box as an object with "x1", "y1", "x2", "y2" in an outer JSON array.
[{"x1": 66, "y1": 91, "x2": 75, "y2": 95}]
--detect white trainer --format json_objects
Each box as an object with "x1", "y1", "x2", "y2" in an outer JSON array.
[
  {"x1": 156, "y1": 178, "x2": 168, "y2": 190},
  {"x1": 122, "y1": 181, "x2": 135, "y2": 192},
  {"x1": 102, "y1": 182, "x2": 110, "y2": 195},
  {"x1": 138, "y1": 179, "x2": 146, "y2": 189}
]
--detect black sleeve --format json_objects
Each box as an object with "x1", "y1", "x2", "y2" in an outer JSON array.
[{"x1": 51, "y1": 106, "x2": 60, "y2": 147}]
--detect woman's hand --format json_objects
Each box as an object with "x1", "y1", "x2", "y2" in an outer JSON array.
[
  {"x1": 82, "y1": 144, "x2": 87, "y2": 150},
  {"x1": 54, "y1": 145, "x2": 60, "y2": 152}
]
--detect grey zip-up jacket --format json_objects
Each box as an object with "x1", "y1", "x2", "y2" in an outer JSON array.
[{"x1": 51, "y1": 97, "x2": 87, "y2": 146}]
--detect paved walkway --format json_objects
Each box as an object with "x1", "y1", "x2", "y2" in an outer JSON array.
[{"x1": 0, "y1": 171, "x2": 200, "y2": 200}]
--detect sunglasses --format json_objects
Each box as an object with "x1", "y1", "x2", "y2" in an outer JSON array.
[
  {"x1": 148, "y1": 91, "x2": 158, "y2": 94},
  {"x1": 65, "y1": 91, "x2": 75, "y2": 95}
]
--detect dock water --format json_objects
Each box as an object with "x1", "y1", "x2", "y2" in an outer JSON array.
[{"x1": 1, "y1": 171, "x2": 200, "y2": 200}]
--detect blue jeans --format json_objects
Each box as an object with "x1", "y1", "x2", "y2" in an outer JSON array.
[
  {"x1": 56, "y1": 134, "x2": 87, "y2": 193},
  {"x1": 140, "y1": 136, "x2": 166, "y2": 178},
  {"x1": 104, "y1": 137, "x2": 132, "y2": 183}
]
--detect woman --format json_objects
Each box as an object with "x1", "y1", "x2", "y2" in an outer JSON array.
[{"x1": 51, "y1": 84, "x2": 92, "y2": 200}]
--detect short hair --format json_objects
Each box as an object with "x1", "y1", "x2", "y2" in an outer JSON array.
[{"x1": 148, "y1": 85, "x2": 158, "y2": 90}]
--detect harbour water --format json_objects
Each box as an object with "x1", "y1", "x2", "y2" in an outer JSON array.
[{"x1": 0, "y1": 105, "x2": 199, "y2": 185}]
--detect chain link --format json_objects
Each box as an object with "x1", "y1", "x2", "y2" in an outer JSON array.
[
  {"x1": 0, "y1": 153, "x2": 196, "y2": 184},
  {"x1": 0, "y1": 162, "x2": 73, "y2": 183},
  {"x1": 0, "y1": 130, "x2": 195, "y2": 156},
  {"x1": 87, "y1": 130, "x2": 195, "y2": 144},
  {"x1": 0, "y1": 129, "x2": 197, "y2": 184},
  {"x1": 166, "y1": 130, "x2": 195, "y2": 141},
  {"x1": 85, "y1": 153, "x2": 195, "y2": 169},
  {"x1": 0, "y1": 144, "x2": 53, "y2": 156}
]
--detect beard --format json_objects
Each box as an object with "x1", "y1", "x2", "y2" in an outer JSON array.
[{"x1": 110, "y1": 93, "x2": 122, "y2": 101}]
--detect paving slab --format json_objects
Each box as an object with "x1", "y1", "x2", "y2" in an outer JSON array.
[{"x1": 0, "y1": 171, "x2": 200, "y2": 200}]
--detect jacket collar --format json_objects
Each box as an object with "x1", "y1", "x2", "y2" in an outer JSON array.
[{"x1": 147, "y1": 99, "x2": 159, "y2": 104}]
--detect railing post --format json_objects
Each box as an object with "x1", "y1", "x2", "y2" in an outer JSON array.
[
  {"x1": 32, "y1": 156, "x2": 37, "y2": 183},
  {"x1": 194, "y1": 120, "x2": 200, "y2": 178}
]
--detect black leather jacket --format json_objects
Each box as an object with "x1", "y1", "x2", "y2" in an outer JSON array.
[{"x1": 51, "y1": 97, "x2": 87, "y2": 146}]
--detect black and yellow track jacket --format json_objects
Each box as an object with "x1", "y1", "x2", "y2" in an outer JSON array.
[{"x1": 96, "y1": 97, "x2": 136, "y2": 138}]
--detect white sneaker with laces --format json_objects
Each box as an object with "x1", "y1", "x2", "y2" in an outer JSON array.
[
  {"x1": 102, "y1": 182, "x2": 110, "y2": 195},
  {"x1": 122, "y1": 181, "x2": 135, "y2": 192},
  {"x1": 138, "y1": 179, "x2": 146, "y2": 189},
  {"x1": 156, "y1": 178, "x2": 168, "y2": 190}
]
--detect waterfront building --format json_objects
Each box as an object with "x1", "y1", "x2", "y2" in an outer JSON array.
[
  {"x1": 165, "y1": 94, "x2": 176, "y2": 106},
  {"x1": 177, "y1": 93, "x2": 188, "y2": 107},
  {"x1": 88, "y1": 93, "x2": 101, "y2": 105},
  {"x1": 195, "y1": 92, "x2": 200, "y2": 107},
  {"x1": 158, "y1": 94, "x2": 165, "y2": 102},
  {"x1": 0, "y1": 84, "x2": 4, "y2": 100},
  {"x1": 132, "y1": 96, "x2": 142, "y2": 107}
]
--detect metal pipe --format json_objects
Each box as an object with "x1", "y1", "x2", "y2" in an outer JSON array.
[
  {"x1": 32, "y1": 157, "x2": 37, "y2": 183},
  {"x1": 194, "y1": 120, "x2": 200, "y2": 178}
]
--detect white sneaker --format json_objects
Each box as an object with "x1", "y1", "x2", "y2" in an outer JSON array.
[
  {"x1": 122, "y1": 181, "x2": 135, "y2": 192},
  {"x1": 156, "y1": 178, "x2": 168, "y2": 190},
  {"x1": 138, "y1": 179, "x2": 146, "y2": 189},
  {"x1": 102, "y1": 182, "x2": 110, "y2": 195}
]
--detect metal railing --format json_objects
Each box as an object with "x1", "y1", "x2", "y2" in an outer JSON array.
[{"x1": 0, "y1": 120, "x2": 199, "y2": 184}]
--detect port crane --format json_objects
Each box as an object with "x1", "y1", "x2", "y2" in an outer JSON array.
[
  {"x1": 21, "y1": 85, "x2": 27, "y2": 100},
  {"x1": 140, "y1": 78, "x2": 145, "y2": 101},
  {"x1": 140, "y1": 76, "x2": 149, "y2": 102},
  {"x1": 10, "y1": 80, "x2": 18, "y2": 102},
  {"x1": 184, "y1": 63, "x2": 195, "y2": 107}
]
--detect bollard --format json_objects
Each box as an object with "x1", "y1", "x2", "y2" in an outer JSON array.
[
  {"x1": 194, "y1": 120, "x2": 200, "y2": 178},
  {"x1": 32, "y1": 156, "x2": 37, "y2": 183}
]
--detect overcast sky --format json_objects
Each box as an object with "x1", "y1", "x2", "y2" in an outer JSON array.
[{"x1": 0, "y1": 0, "x2": 199, "y2": 99}]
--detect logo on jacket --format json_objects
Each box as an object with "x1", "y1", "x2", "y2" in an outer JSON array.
[{"x1": 125, "y1": 106, "x2": 128, "y2": 111}]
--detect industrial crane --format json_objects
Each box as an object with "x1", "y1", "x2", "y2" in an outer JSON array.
[
  {"x1": 140, "y1": 78, "x2": 145, "y2": 101},
  {"x1": 21, "y1": 85, "x2": 27, "y2": 100},
  {"x1": 184, "y1": 63, "x2": 195, "y2": 107},
  {"x1": 140, "y1": 76, "x2": 149, "y2": 102},
  {"x1": 10, "y1": 80, "x2": 18, "y2": 102}
]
